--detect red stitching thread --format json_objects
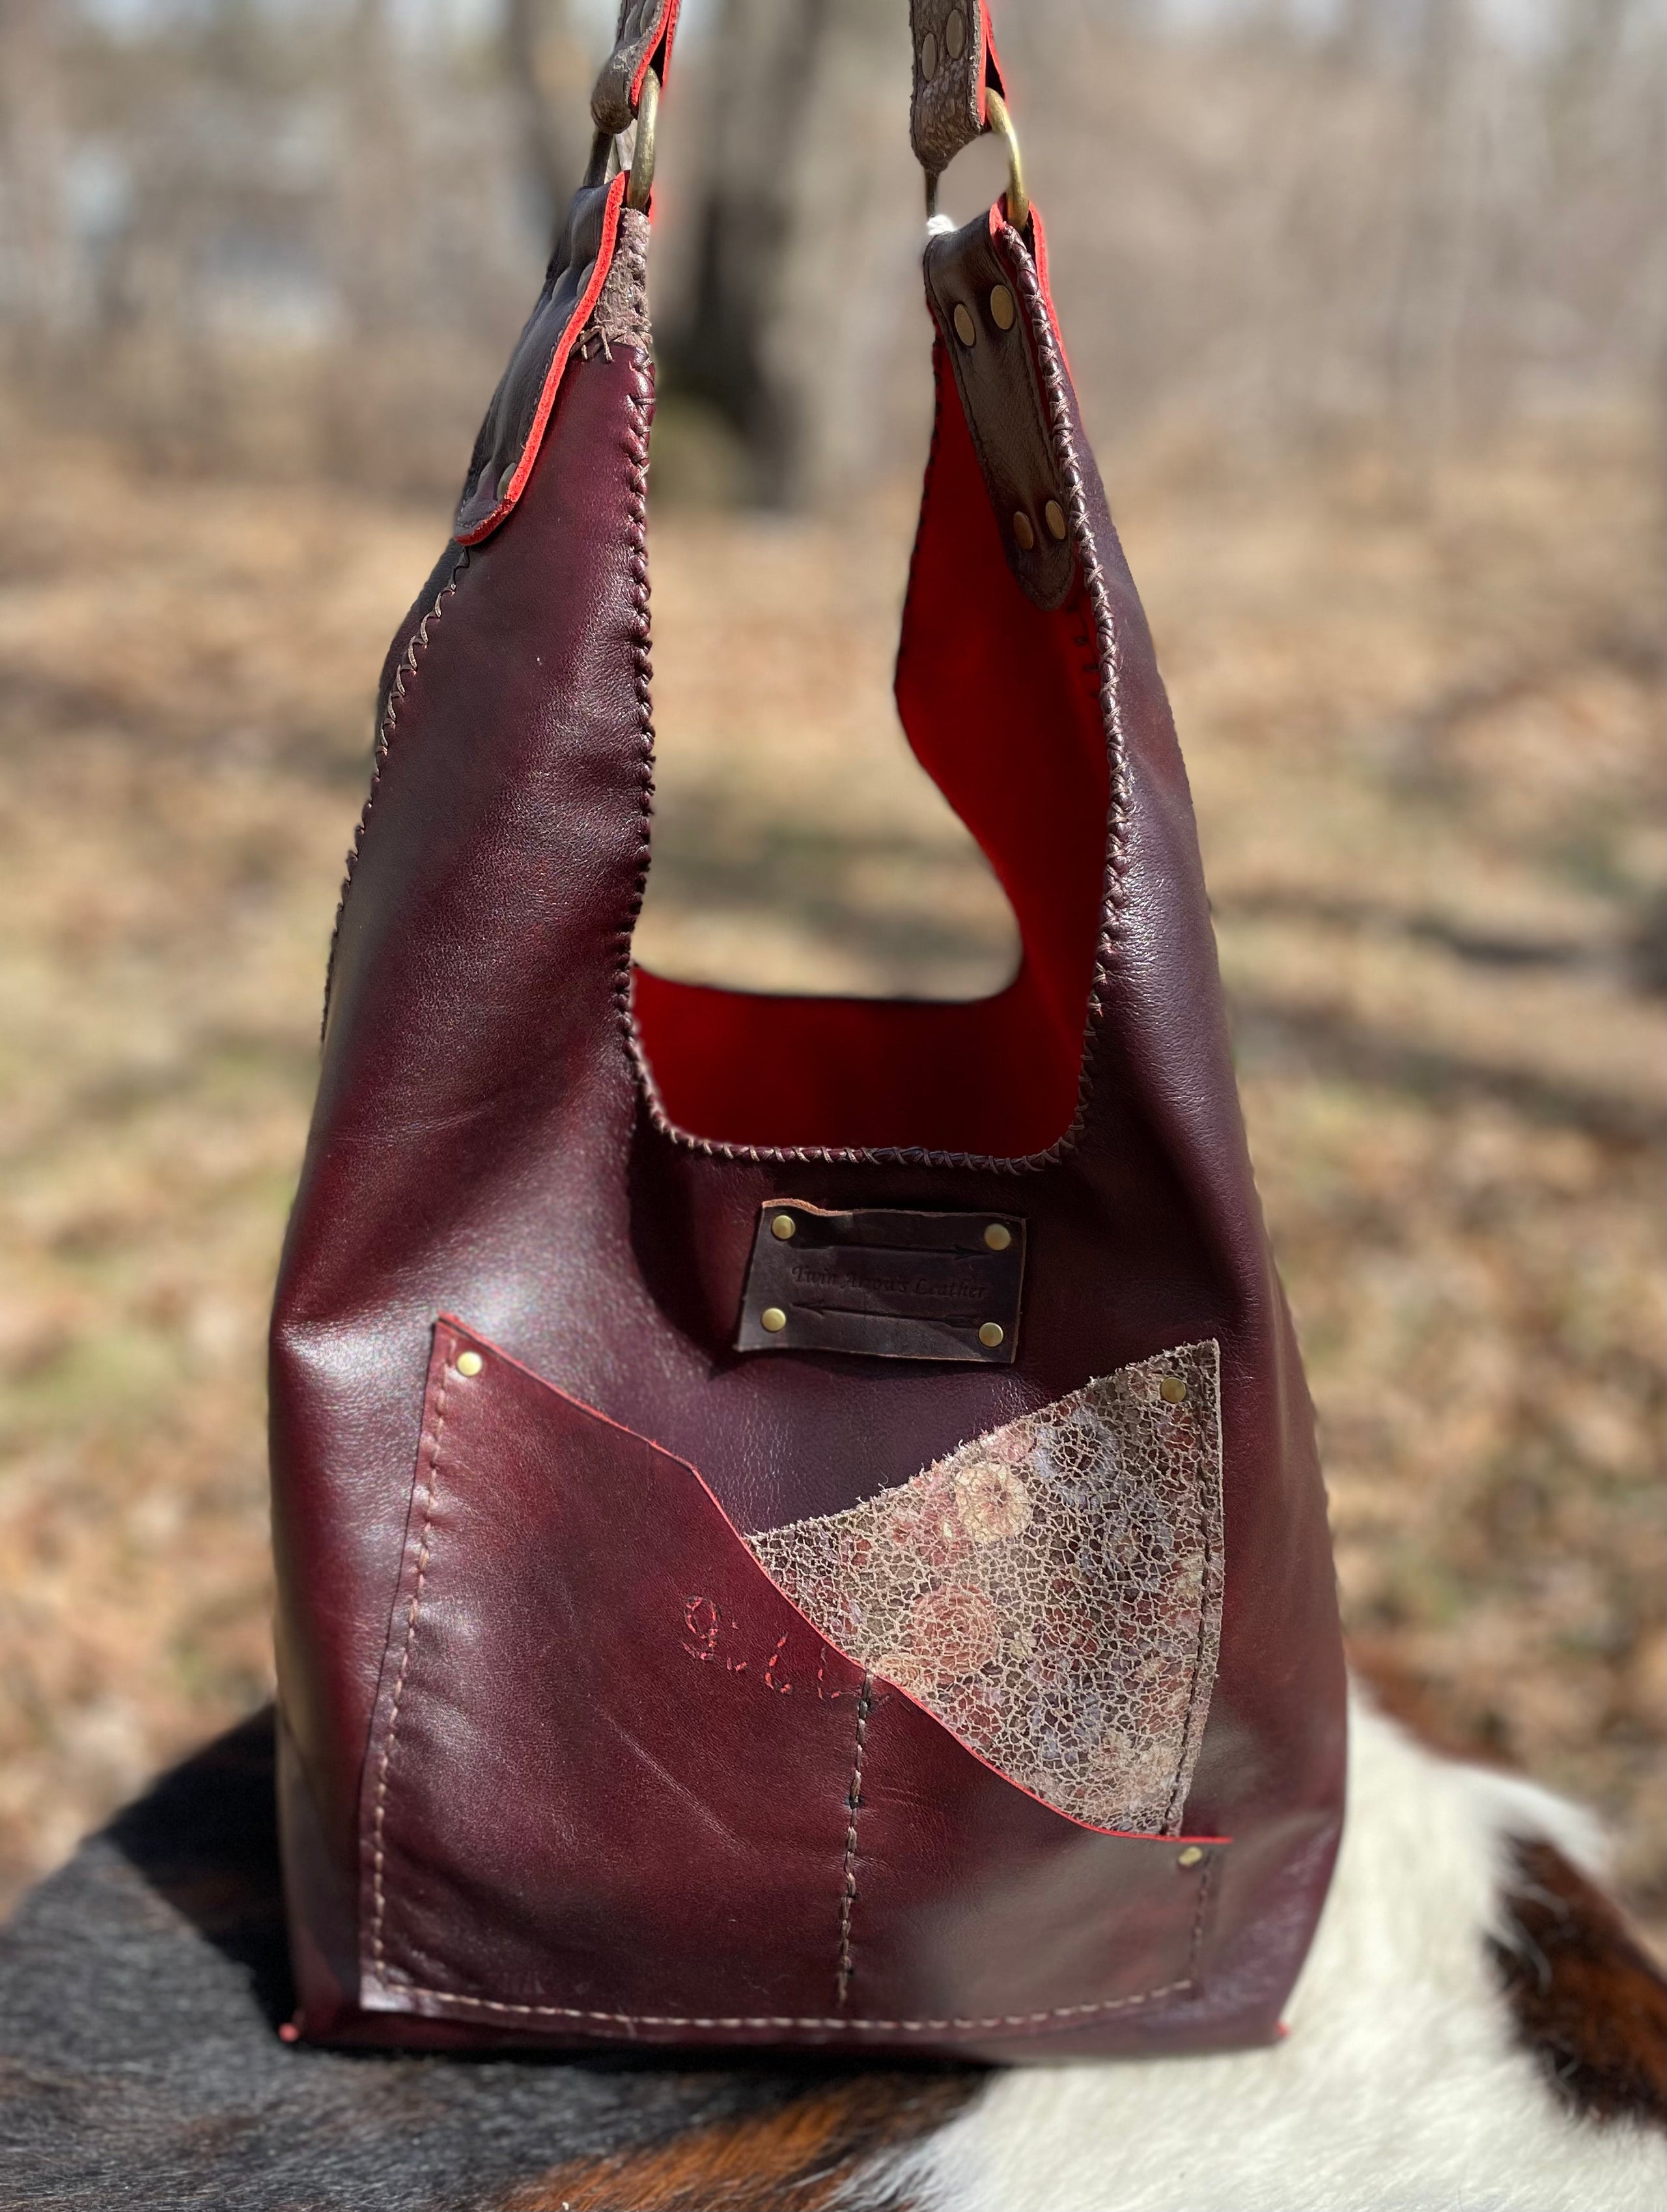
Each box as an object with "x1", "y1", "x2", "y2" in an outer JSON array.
[
  {"x1": 834, "y1": 1672, "x2": 873, "y2": 2006},
  {"x1": 367, "y1": 1355, "x2": 451, "y2": 1974}
]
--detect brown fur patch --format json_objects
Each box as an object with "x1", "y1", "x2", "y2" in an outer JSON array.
[
  {"x1": 505, "y1": 2069, "x2": 981, "y2": 2211},
  {"x1": 1491, "y1": 1838, "x2": 1667, "y2": 2129},
  {"x1": 1345, "y1": 1638, "x2": 1507, "y2": 1764}
]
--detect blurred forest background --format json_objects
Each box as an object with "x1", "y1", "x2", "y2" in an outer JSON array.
[{"x1": 1, "y1": 0, "x2": 1663, "y2": 1936}]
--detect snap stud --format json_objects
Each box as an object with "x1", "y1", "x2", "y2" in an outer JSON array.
[
  {"x1": 989, "y1": 283, "x2": 1016, "y2": 330},
  {"x1": 983, "y1": 1223, "x2": 1012, "y2": 1251},
  {"x1": 1160, "y1": 1375, "x2": 1188, "y2": 1405},
  {"x1": 952, "y1": 301, "x2": 977, "y2": 347},
  {"x1": 761, "y1": 1307, "x2": 789, "y2": 1334},
  {"x1": 944, "y1": 7, "x2": 966, "y2": 58},
  {"x1": 977, "y1": 1321, "x2": 1005, "y2": 1349},
  {"x1": 919, "y1": 29, "x2": 938, "y2": 80},
  {"x1": 1177, "y1": 1845, "x2": 1205, "y2": 1868},
  {"x1": 1044, "y1": 497, "x2": 1067, "y2": 540},
  {"x1": 455, "y1": 1349, "x2": 484, "y2": 1378},
  {"x1": 1012, "y1": 511, "x2": 1035, "y2": 551},
  {"x1": 770, "y1": 1212, "x2": 797, "y2": 1240}
]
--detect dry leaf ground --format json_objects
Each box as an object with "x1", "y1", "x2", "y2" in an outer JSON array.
[{"x1": 1, "y1": 403, "x2": 1661, "y2": 1935}]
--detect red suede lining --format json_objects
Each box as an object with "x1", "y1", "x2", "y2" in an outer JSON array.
[{"x1": 633, "y1": 319, "x2": 1110, "y2": 1158}]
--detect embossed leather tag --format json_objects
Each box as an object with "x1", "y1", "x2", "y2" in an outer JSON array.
[{"x1": 735, "y1": 1203, "x2": 1025, "y2": 1364}]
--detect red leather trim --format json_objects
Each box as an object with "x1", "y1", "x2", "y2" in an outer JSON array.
[
  {"x1": 979, "y1": 0, "x2": 1003, "y2": 124},
  {"x1": 630, "y1": 0, "x2": 682, "y2": 109},
  {"x1": 454, "y1": 171, "x2": 628, "y2": 550}
]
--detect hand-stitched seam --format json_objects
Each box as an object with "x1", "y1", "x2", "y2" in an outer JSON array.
[
  {"x1": 321, "y1": 548, "x2": 470, "y2": 1036},
  {"x1": 578, "y1": 207, "x2": 651, "y2": 361},
  {"x1": 361, "y1": 1973, "x2": 1195, "y2": 2036},
  {"x1": 834, "y1": 1673, "x2": 873, "y2": 2006},
  {"x1": 609, "y1": 369, "x2": 658, "y2": 1066},
  {"x1": 367, "y1": 1358, "x2": 450, "y2": 1978},
  {"x1": 623, "y1": 221, "x2": 1129, "y2": 1179}
]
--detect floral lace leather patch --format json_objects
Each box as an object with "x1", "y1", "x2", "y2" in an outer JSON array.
[{"x1": 747, "y1": 1342, "x2": 1225, "y2": 1835}]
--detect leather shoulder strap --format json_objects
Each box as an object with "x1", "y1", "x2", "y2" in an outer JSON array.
[
  {"x1": 591, "y1": 0, "x2": 682, "y2": 136},
  {"x1": 910, "y1": 0, "x2": 1005, "y2": 180}
]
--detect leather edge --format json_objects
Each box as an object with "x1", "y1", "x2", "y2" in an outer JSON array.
[{"x1": 453, "y1": 171, "x2": 629, "y2": 549}]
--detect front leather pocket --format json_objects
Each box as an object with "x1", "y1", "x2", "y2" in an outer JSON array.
[{"x1": 357, "y1": 1318, "x2": 1226, "y2": 2051}]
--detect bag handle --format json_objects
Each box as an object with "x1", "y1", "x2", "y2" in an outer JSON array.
[
  {"x1": 453, "y1": 0, "x2": 1028, "y2": 547},
  {"x1": 910, "y1": 0, "x2": 1023, "y2": 221},
  {"x1": 581, "y1": 0, "x2": 1024, "y2": 227}
]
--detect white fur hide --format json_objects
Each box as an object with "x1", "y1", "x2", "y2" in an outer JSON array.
[{"x1": 871, "y1": 1690, "x2": 1666, "y2": 2212}]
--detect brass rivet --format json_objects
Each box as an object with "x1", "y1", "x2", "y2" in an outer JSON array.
[
  {"x1": 761, "y1": 1307, "x2": 789, "y2": 1334},
  {"x1": 952, "y1": 301, "x2": 977, "y2": 348},
  {"x1": 770, "y1": 1212, "x2": 797, "y2": 1240},
  {"x1": 983, "y1": 1223, "x2": 1012, "y2": 1252},
  {"x1": 919, "y1": 29, "x2": 938, "y2": 79},
  {"x1": 1012, "y1": 511, "x2": 1035, "y2": 551},
  {"x1": 496, "y1": 464, "x2": 515, "y2": 501},
  {"x1": 1044, "y1": 497, "x2": 1067, "y2": 540},
  {"x1": 1177, "y1": 1844, "x2": 1205, "y2": 1868},
  {"x1": 989, "y1": 284, "x2": 1016, "y2": 331},
  {"x1": 944, "y1": 6, "x2": 966, "y2": 58},
  {"x1": 977, "y1": 1321, "x2": 1005, "y2": 1349},
  {"x1": 1160, "y1": 1375, "x2": 1187, "y2": 1405},
  {"x1": 455, "y1": 1349, "x2": 484, "y2": 1378}
]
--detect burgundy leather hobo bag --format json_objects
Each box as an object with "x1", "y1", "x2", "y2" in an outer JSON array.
[{"x1": 270, "y1": 0, "x2": 1347, "y2": 2060}]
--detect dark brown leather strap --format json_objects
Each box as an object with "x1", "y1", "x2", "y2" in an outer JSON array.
[
  {"x1": 591, "y1": 0, "x2": 681, "y2": 135},
  {"x1": 597, "y1": 0, "x2": 1005, "y2": 201},
  {"x1": 910, "y1": 0, "x2": 1005, "y2": 180},
  {"x1": 923, "y1": 212, "x2": 1075, "y2": 611}
]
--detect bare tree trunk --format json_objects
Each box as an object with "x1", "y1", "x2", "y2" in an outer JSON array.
[
  {"x1": 1384, "y1": 0, "x2": 1481, "y2": 455},
  {"x1": 0, "y1": 0, "x2": 74, "y2": 376},
  {"x1": 324, "y1": 0, "x2": 421, "y2": 484},
  {"x1": 503, "y1": 0, "x2": 586, "y2": 249},
  {"x1": 658, "y1": 0, "x2": 828, "y2": 503},
  {"x1": 338, "y1": 0, "x2": 415, "y2": 342}
]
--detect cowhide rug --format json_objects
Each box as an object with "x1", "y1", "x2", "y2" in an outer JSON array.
[{"x1": 0, "y1": 1688, "x2": 1659, "y2": 2210}]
